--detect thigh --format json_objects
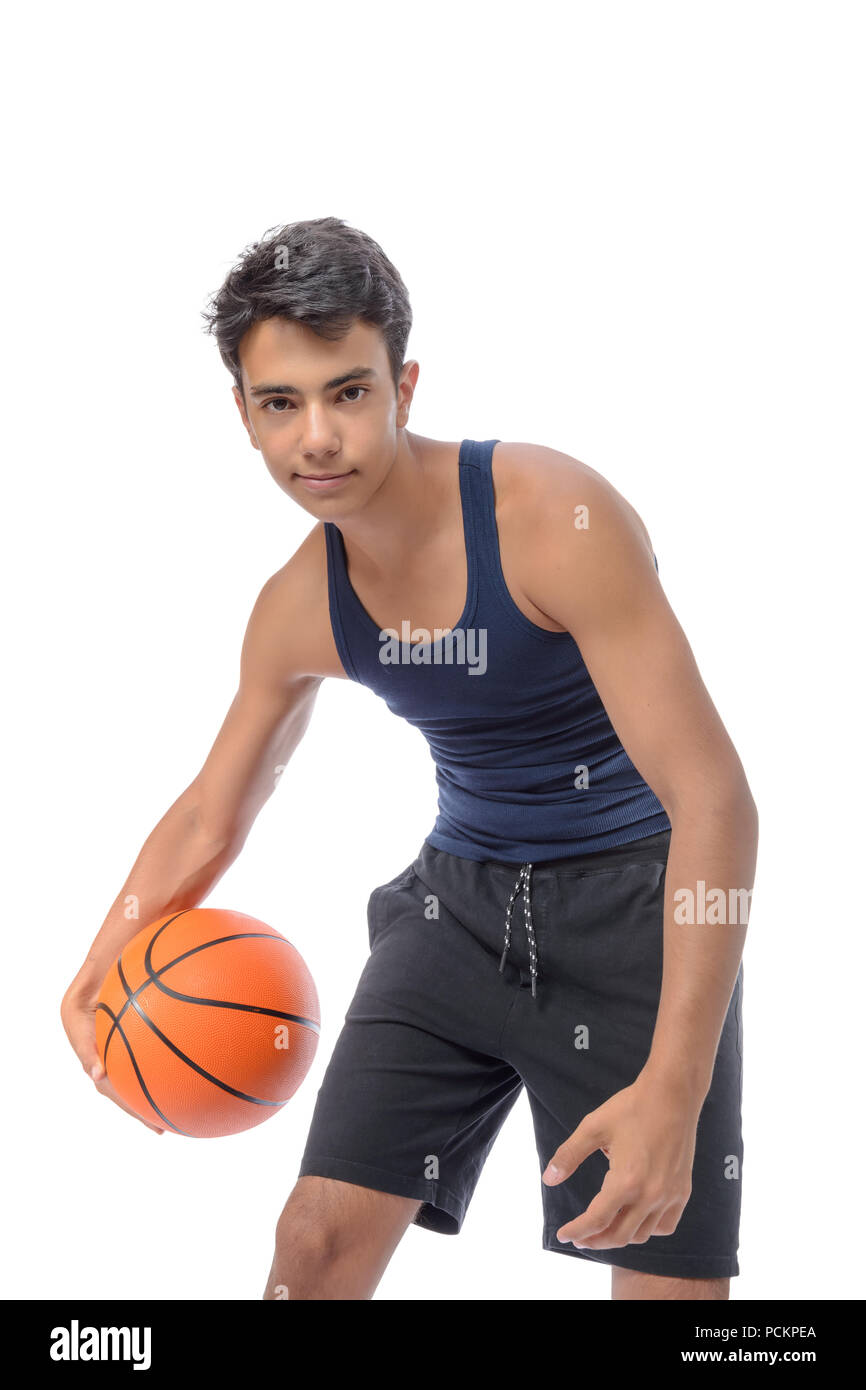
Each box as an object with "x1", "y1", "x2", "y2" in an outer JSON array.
[{"x1": 296, "y1": 860, "x2": 525, "y2": 1235}]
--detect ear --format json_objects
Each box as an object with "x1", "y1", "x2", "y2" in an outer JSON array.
[
  {"x1": 233, "y1": 385, "x2": 260, "y2": 450},
  {"x1": 396, "y1": 359, "x2": 420, "y2": 428}
]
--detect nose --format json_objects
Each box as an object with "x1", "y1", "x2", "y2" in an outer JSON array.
[{"x1": 299, "y1": 402, "x2": 340, "y2": 458}]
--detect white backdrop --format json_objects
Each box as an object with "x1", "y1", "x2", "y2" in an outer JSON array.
[{"x1": 2, "y1": 0, "x2": 863, "y2": 1301}]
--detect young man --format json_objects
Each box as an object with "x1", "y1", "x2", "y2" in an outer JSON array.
[{"x1": 61, "y1": 217, "x2": 758, "y2": 1302}]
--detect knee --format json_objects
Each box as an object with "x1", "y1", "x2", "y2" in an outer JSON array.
[
  {"x1": 263, "y1": 1176, "x2": 418, "y2": 1299},
  {"x1": 265, "y1": 1181, "x2": 362, "y2": 1299},
  {"x1": 273, "y1": 1191, "x2": 342, "y2": 1269}
]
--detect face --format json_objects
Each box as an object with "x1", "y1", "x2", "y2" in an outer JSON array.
[{"x1": 232, "y1": 316, "x2": 418, "y2": 514}]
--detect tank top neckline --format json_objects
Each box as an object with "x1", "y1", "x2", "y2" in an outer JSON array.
[{"x1": 328, "y1": 438, "x2": 480, "y2": 650}]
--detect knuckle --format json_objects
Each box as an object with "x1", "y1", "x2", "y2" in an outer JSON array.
[{"x1": 618, "y1": 1171, "x2": 643, "y2": 1201}]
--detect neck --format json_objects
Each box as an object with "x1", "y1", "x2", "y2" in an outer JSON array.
[{"x1": 334, "y1": 430, "x2": 457, "y2": 578}]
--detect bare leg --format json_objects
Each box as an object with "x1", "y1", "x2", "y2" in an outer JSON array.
[
  {"x1": 263, "y1": 1175, "x2": 423, "y2": 1300},
  {"x1": 612, "y1": 1266, "x2": 730, "y2": 1300}
]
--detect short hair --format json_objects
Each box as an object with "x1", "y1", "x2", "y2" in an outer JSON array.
[{"x1": 201, "y1": 217, "x2": 412, "y2": 401}]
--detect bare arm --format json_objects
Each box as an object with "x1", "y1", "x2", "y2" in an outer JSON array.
[
  {"x1": 507, "y1": 445, "x2": 758, "y2": 1248},
  {"x1": 512, "y1": 446, "x2": 758, "y2": 1101},
  {"x1": 61, "y1": 557, "x2": 326, "y2": 1127}
]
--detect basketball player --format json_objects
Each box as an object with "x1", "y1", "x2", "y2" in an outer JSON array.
[{"x1": 61, "y1": 217, "x2": 758, "y2": 1301}]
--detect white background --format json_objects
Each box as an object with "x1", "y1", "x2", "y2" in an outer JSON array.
[{"x1": 2, "y1": 0, "x2": 863, "y2": 1301}]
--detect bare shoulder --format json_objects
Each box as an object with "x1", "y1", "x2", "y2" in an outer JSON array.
[
  {"x1": 491, "y1": 440, "x2": 656, "y2": 561},
  {"x1": 243, "y1": 522, "x2": 349, "y2": 684},
  {"x1": 489, "y1": 440, "x2": 661, "y2": 633}
]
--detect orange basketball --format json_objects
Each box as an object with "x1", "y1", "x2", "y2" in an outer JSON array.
[{"x1": 94, "y1": 908, "x2": 320, "y2": 1138}]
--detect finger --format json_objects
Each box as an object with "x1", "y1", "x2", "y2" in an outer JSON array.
[
  {"x1": 542, "y1": 1121, "x2": 605, "y2": 1184},
  {"x1": 650, "y1": 1203, "x2": 685, "y2": 1239},
  {"x1": 592, "y1": 1201, "x2": 681, "y2": 1248},
  {"x1": 569, "y1": 1205, "x2": 649, "y2": 1249},
  {"x1": 565, "y1": 1181, "x2": 682, "y2": 1249},
  {"x1": 65, "y1": 1019, "x2": 101, "y2": 1075},
  {"x1": 86, "y1": 1048, "x2": 111, "y2": 1087},
  {"x1": 555, "y1": 1172, "x2": 637, "y2": 1244},
  {"x1": 94, "y1": 1077, "x2": 165, "y2": 1134},
  {"x1": 104, "y1": 1087, "x2": 166, "y2": 1133},
  {"x1": 631, "y1": 1211, "x2": 662, "y2": 1243}
]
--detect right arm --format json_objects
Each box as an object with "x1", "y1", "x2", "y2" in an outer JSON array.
[{"x1": 61, "y1": 558, "x2": 327, "y2": 1131}]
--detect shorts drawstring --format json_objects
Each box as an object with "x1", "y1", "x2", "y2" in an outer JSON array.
[{"x1": 499, "y1": 862, "x2": 538, "y2": 998}]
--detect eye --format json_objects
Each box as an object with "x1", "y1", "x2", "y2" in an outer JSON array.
[{"x1": 261, "y1": 385, "x2": 368, "y2": 413}]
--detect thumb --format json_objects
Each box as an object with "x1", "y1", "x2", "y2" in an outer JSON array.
[{"x1": 542, "y1": 1117, "x2": 604, "y2": 1185}]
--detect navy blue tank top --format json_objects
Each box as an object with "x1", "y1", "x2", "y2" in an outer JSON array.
[{"x1": 324, "y1": 438, "x2": 671, "y2": 864}]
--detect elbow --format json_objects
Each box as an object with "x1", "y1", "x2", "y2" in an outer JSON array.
[{"x1": 179, "y1": 794, "x2": 241, "y2": 861}]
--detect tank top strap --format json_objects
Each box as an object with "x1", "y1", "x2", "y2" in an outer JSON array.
[
  {"x1": 459, "y1": 438, "x2": 502, "y2": 590},
  {"x1": 323, "y1": 439, "x2": 500, "y2": 679},
  {"x1": 322, "y1": 519, "x2": 359, "y2": 681}
]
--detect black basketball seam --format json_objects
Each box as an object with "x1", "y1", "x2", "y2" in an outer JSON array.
[
  {"x1": 94, "y1": 1001, "x2": 194, "y2": 1137},
  {"x1": 117, "y1": 955, "x2": 286, "y2": 1108},
  {"x1": 143, "y1": 925, "x2": 320, "y2": 1030},
  {"x1": 101, "y1": 910, "x2": 193, "y2": 1062},
  {"x1": 101, "y1": 914, "x2": 320, "y2": 1061}
]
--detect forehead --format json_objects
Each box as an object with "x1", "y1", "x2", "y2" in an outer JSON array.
[{"x1": 237, "y1": 316, "x2": 386, "y2": 386}]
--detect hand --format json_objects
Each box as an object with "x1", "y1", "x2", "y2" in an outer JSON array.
[
  {"x1": 541, "y1": 1072, "x2": 703, "y2": 1249},
  {"x1": 61, "y1": 978, "x2": 165, "y2": 1135}
]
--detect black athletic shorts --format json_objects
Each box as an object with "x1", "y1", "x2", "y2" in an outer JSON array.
[{"x1": 297, "y1": 828, "x2": 744, "y2": 1279}]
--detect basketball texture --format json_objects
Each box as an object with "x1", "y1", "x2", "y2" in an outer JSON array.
[{"x1": 94, "y1": 908, "x2": 320, "y2": 1138}]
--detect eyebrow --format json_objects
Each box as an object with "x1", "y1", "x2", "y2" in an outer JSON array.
[{"x1": 248, "y1": 366, "x2": 378, "y2": 397}]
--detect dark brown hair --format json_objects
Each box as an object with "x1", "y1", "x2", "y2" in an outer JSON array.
[{"x1": 201, "y1": 217, "x2": 412, "y2": 401}]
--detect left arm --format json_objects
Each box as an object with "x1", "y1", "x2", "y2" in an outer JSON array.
[{"x1": 509, "y1": 448, "x2": 758, "y2": 1248}]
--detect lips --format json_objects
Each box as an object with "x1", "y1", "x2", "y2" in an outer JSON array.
[{"x1": 294, "y1": 469, "x2": 357, "y2": 492}]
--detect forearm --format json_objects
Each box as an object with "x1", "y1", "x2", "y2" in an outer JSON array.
[
  {"x1": 640, "y1": 788, "x2": 758, "y2": 1105},
  {"x1": 67, "y1": 794, "x2": 239, "y2": 996}
]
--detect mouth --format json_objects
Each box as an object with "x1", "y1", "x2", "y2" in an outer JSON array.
[{"x1": 293, "y1": 469, "x2": 357, "y2": 491}]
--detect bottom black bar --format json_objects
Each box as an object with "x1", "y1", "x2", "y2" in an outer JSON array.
[{"x1": 0, "y1": 1297, "x2": 856, "y2": 1374}]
